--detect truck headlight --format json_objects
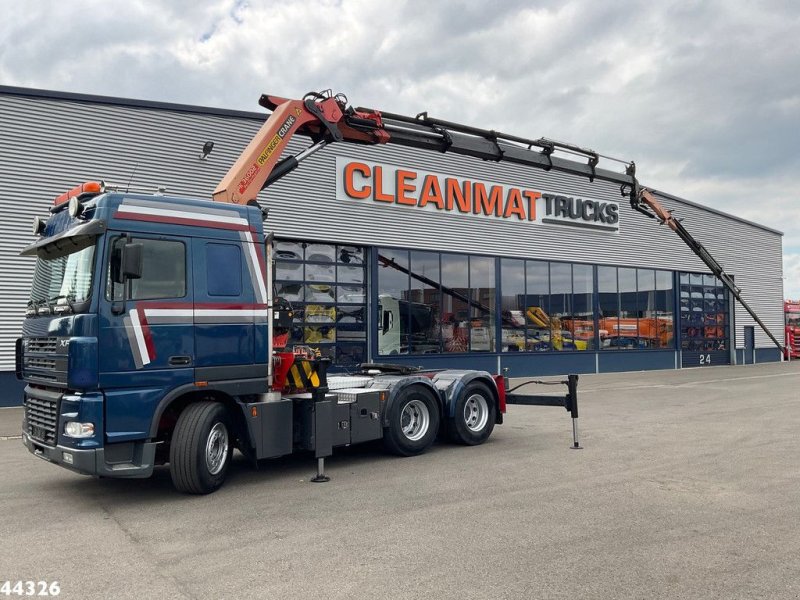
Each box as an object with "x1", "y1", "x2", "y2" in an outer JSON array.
[{"x1": 64, "y1": 422, "x2": 95, "y2": 438}]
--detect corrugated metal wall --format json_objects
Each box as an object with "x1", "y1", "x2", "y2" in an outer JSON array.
[{"x1": 0, "y1": 89, "x2": 784, "y2": 371}]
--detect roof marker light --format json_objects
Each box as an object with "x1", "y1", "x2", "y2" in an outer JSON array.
[{"x1": 53, "y1": 181, "x2": 104, "y2": 207}]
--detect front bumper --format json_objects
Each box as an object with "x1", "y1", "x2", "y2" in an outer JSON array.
[{"x1": 22, "y1": 432, "x2": 157, "y2": 479}]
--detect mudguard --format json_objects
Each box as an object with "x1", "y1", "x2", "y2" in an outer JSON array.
[
  {"x1": 364, "y1": 374, "x2": 442, "y2": 428},
  {"x1": 430, "y1": 370, "x2": 501, "y2": 422}
]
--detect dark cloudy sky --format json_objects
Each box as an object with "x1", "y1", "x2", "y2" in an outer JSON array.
[{"x1": 2, "y1": 0, "x2": 799, "y2": 296}]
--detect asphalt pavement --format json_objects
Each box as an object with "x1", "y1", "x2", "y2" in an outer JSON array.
[{"x1": 1, "y1": 361, "x2": 799, "y2": 599}]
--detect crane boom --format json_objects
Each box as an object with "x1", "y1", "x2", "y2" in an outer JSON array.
[
  {"x1": 213, "y1": 89, "x2": 784, "y2": 356},
  {"x1": 212, "y1": 91, "x2": 638, "y2": 206}
]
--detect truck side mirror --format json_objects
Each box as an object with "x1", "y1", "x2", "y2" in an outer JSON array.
[
  {"x1": 121, "y1": 242, "x2": 143, "y2": 280},
  {"x1": 111, "y1": 241, "x2": 143, "y2": 283}
]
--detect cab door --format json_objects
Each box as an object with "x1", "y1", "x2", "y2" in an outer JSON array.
[{"x1": 98, "y1": 234, "x2": 195, "y2": 385}]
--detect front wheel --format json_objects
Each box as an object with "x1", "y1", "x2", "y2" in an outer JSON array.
[
  {"x1": 447, "y1": 381, "x2": 496, "y2": 445},
  {"x1": 383, "y1": 386, "x2": 440, "y2": 456},
  {"x1": 170, "y1": 401, "x2": 233, "y2": 494}
]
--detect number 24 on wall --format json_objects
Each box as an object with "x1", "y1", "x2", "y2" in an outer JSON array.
[{"x1": 699, "y1": 354, "x2": 712, "y2": 365}]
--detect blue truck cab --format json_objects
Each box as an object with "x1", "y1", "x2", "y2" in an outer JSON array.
[{"x1": 18, "y1": 184, "x2": 503, "y2": 493}]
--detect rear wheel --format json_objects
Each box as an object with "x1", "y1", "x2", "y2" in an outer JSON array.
[
  {"x1": 383, "y1": 386, "x2": 440, "y2": 456},
  {"x1": 447, "y1": 381, "x2": 496, "y2": 445},
  {"x1": 170, "y1": 401, "x2": 233, "y2": 494}
]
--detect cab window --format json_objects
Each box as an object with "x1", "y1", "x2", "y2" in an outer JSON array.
[{"x1": 107, "y1": 237, "x2": 186, "y2": 301}]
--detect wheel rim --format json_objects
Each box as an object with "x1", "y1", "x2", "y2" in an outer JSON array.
[
  {"x1": 205, "y1": 422, "x2": 229, "y2": 475},
  {"x1": 463, "y1": 393, "x2": 489, "y2": 432},
  {"x1": 400, "y1": 399, "x2": 430, "y2": 441}
]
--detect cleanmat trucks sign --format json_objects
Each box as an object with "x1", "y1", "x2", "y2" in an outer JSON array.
[{"x1": 335, "y1": 157, "x2": 620, "y2": 233}]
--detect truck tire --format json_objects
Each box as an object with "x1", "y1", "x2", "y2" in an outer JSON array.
[
  {"x1": 383, "y1": 386, "x2": 440, "y2": 456},
  {"x1": 447, "y1": 381, "x2": 496, "y2": 445},
  {"x1": 169, "y1": 401, "x2": 233, "y2": 494}
]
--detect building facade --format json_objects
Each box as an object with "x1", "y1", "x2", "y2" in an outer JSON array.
[{"x1": 0, "y1": 86, "x2": 785, "y2": 405}]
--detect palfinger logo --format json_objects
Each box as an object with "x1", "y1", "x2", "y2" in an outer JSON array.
[
  {"x1": 256, "y1": 135, "x2": 282, "y2": 166},
  {"x1": 256, "y1": 114, "x2": 297, "y2": 167}
]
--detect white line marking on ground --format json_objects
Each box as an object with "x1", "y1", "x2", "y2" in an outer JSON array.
[{"x1": 580, "y1": 371, "x2": 800, "y2": 393}]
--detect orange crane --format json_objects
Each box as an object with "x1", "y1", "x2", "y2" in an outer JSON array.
[{"x1": 212, "y1": 90, "x2": 784, "y2": 356}]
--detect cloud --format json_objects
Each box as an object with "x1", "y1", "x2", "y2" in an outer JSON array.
[
  {"x1": 1, "y1": 0, "x2": 799, "y2": 295},
  {"x1": 784, "y1": 254, "x2": 800, "y2": 300}
]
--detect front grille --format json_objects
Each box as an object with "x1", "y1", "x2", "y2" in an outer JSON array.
[
  {"x1": 22, "y1": 337, "x2": 68, "y2": 386},
  {"x1": 27, "y1": 337, "x2": 58, "y2": 354},
  {"x1": 25, "y1": 395, "x2": 58, "y2": 445},
  {"x1": 25, "y1": 357, "x2": 56, "y2": 370}
]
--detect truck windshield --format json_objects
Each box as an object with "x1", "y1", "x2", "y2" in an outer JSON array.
[
  {"x1": 28, "y1": 244, "x2": 95, "y2": 315},
  {"x1": 787, "y1": 313, "x2": 800, "y2": 327}
]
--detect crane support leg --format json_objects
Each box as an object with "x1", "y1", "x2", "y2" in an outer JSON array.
[{"x1": 505, "y1": 374, "x2": 582, "y2": 449}]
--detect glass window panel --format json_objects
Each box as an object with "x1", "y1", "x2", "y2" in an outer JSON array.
[
  {"x1": 276, "y1": 260, "x2": 303, "y2": 281},
  {"x1": 306, "y1": 284, "x2": 336, "y2": 303},
  {"x1": 500, "y1": 259, "x2": 526, "y2": 352},
  {"x1": 305, "y1": 263, "x2": 335, "y2": 282},
  {"x1": 337, "y1": 344, "x2": 365, "y2": 366},
  {"x1": 336, "y1": 305, "x2": 367, "y2": 341},
  {"x1": 337, "y1": 265, "x2": 364, "y2": 284},
  {"x1": 526, "y1": 260, "x2": 550, "y2": 351},
  {"x1": 616, "y1": 267, "x2": 638, "y2": 349},
  {"x1": 129, "y1": 239, "x2": 186, "y2": 301},
  {"x1": 469, "y1": 256, "x2": 495, "y2": 352},
  {"x1": 549, "y1": 263, "x2": 572, "y2": 352},
  {"x1": 337, "y1": 305, "x2": 365, "y2": 324},
  {"x1": 275, "y1": 240, "x2": 303, "y2": 261},
  {"x1": 33, "y1": 237, "x2": 95, "y2": 305},
  {"x1": 337, "y1": 246, "x2": 364, "y2": 265},
  {"x1": 305, "y1": 243, "x2": 335, "y2": 262},
  {"x1": 704, "y1": 294, "x2": 718, "y2": 314},
  {"x1": 636, "y1": 269, "x2": 655, "y2": 347},
  {"x1": 276, "y1": 282, "x2": 304, "y2": 303},
  {"x1": 378, "y1": 249, "x2": 409, "y2": 299},
  {"x1": 598, "y1": 266, "x2": 618, "y2": 350},
  {"x1": 571, "y1": 264, "x2": 594, "y2": 350},
  {"x1": 378, "y1": 249, "x2": 409, "y2": 356},
  {"x1": 409, "y1": 251, "x2": 441, "y2": 354},
  {"x1": 206, "y1": 243, "x2": 242, "y2": 297},
  {"x1": 550, "y1": 263, "x2": 572, "y2": 317},
  {"x1": 305, "y1": 325, "x2": 335, "y2": 343},
  {"x1": 289, "y1": 325, "x2": 303, "y2": 344},
  {"x1": 653, "y1": 270, "x2": 674, "y2": 348},
  {"x1": 656, "y1": 270, "x2": 673, "y2": 291},
  {"x1": 307, "y1": 345, "x2": 335, "y2": 360},
  {"x1": 305, "y1": 304, "x2": 336, "y2": 323},
  {"x1": 441, "y1": 253, "x2": 469, "y2": 353},
  {"x1": 337, "y1": 285, "x2": 365, "y2": 304},
  {"x1": 336, "y1": 325, "x2": 366, "y2": 342}
]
